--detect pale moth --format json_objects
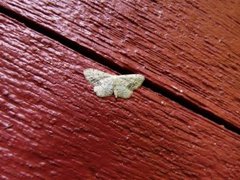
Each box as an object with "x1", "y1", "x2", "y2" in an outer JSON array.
[{"x1": 83, "y1": 68, "x2": 145, "y2": 99}]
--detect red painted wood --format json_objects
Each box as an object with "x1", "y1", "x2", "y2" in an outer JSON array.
[
  {"x1": 1, "y1": 0, "x2": 239, "y2": 127},
  {"x1": 1, "y1": 14, "x2": 240, "y2": 179}
]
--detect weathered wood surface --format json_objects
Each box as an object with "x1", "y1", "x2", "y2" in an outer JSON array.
[
  {"x1": 1, "y1": 0, "x2": 239, "y2": 128},
  {"x1": 1, "y1": 14, "x2": 240, "y2": 179}
]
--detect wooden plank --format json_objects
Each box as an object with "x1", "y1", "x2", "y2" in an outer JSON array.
[
  {"x1": 1, "y1": 14, "x2": 240, "y2": 179},
  {"x1": 0, "y1": 0, "x2": 239, "y2": 128}
]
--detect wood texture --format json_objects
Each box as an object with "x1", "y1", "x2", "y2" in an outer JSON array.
[
  {"x1": 1, "y1": 0, "x2": 239, "y2": 128},
  {"x1": 1, "y1": 14, "x2": 240, "y2": 179}
]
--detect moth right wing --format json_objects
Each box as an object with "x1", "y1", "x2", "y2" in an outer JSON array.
[
  {"x1": 83, "y1": 68, "x2": 112, "y2": 86},
  {"x1": 118, "y1": 74, "x2": 145, "y2": 90},
  {"x1": 113, "y1": 85, "x2": 133, "y2": 99}
]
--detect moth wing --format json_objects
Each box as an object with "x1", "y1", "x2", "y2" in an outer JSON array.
[
  {"x1": 113, "y1": 85, "x2": 133, "y2": 99},
  {"x1": 118, "y1": 74, "x2": 145, "y2": 90},
  {"x1": 93, "y1": 77, "x2": 114, "y2": 97},
  {"x1": 83, "y1": 68, "x2": 112, "y2": 86}
]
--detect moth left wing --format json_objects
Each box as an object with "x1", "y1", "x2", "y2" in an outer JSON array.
[
  {"x1": 93, "y1": 77, "x2": 114, "y2": 97},
  {"x1": 83, "y1": 68, "x2": 112, "y2": 86}
]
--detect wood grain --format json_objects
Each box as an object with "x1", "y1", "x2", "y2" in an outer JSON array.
[
  {"x1": 1, "y1": 0, "x2": 239, "y2": 128},
  {"x1": 1, "y1": 14, "x2": 240, "y2": 179}
]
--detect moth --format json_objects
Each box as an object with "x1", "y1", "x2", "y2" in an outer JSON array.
[{"x1": 83, "y1": 68, "x2": 145, "y2": 99}]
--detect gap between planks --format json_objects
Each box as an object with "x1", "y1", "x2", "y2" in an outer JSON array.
[{"x1": 0, "y1": 6, "x2": 239, "y2": 135}]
